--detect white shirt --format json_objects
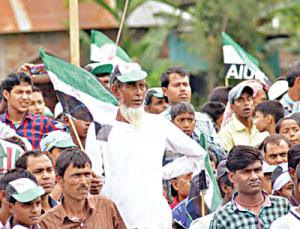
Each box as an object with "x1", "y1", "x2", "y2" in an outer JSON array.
[
  {"x1": 270, "y1": 207, "x2": 300, "y2": 229},
  {"x1": 100, "y1": 113, "x2": 206, "y2": 229}
]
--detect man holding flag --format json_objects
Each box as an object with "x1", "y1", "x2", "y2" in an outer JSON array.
[{"x1": 97, "y1": 64, "x2": 207, "y2": 228}]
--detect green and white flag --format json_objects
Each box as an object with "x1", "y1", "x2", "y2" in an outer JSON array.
[
  {"x1": 40, "y1": 48, "x2": 118, "y2": 123},
  {"x1": 0, "y1": 139, "x2": 23, "y2": 174},
  {"x1": 222, "y1": 32, "x2": 270, "y2": 85},
  {"x1": 90, "y1": 30, "x2": 131, "y2": 64},
  {"x1": 40, "y1": 48, "x2": 118, "y2": 175}
]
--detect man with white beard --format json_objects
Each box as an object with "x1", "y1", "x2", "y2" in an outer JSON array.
[{"x1": 97, "y1": 64, "x2": 207, "y2": 229}]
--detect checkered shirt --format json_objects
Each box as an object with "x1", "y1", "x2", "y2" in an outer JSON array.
[
  {"x1": 209, "y1": 192, "x2": 290, "y2": 229},
  {"x1": 0, "y1": 111, "x2": 65, "y2": 149}
]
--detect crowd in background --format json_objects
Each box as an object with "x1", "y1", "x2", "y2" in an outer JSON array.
[{"x1": 0, "y1": 59, "x2": 300, "y2": 229}]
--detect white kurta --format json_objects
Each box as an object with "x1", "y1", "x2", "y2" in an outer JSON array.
[{"x1": 100, "y1": 113, "x2": 206, "y2": 229}]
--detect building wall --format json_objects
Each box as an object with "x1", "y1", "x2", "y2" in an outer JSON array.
[{"x1": 0, "y1": 32, "x2": 70, "y2": 79}]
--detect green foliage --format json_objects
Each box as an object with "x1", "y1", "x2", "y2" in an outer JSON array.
[{"x1": 84, "y1": 0, "x2": 300, "y2": 99}]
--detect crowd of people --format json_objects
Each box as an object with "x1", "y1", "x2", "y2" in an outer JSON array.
[{"x1": 0, "y1": 57, "x2": 300, "y2": 229}]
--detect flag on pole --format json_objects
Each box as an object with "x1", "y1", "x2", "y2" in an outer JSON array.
[
  {"x1": 90, "y1": 30, "x2": 131, "y2": 63},
  {"x1": 185, "y1": 133, "x2": 222, "y2": 220},
  {"x1": 40, "y1": 48, "x2": 118, "y2": 175},
  {"x1": 172, "y1": 134, "x2": 222, "y2": 227},
  {"x1": 222, "y1": 32, "x2": 271, "y2": 85},
  {"x1": 0, "y1": 139, "x2": 24, "y2": 174}
]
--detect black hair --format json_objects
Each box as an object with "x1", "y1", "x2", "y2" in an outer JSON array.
[
  {"x1": 255, "y1": 100, "x2": 284, "y2": 124},
  {"x1": 32, "y1": 86, "x2": 41, "y2": 93},
  {"x1": 160, "y1": 67, "x2": 189, "y2": 88},
  {"x1": 3, "y1": 169, "x2": 37, "y2": 204},
  {"x1": 0, "y1": 169, "x2": 36, "y2": 191},
  {"x1": 208, "y1": 86, "x2": 232, "y2": 105},
  {"x1": 170, "y1": 102, "x2": 195, "y2": 120},
  {"x1": 217, "y1": 174, "x2": 233, "y2": 198},
  {"x1": 275, "y1": 117, "x2": 300, "y2": 133},
  {"x1": 226, "y1": 145, "x2": 263, "y2": 172},
  {"x1": 170, "y1": 180, "x2": 178, "y2": 198},
  {"x1": 263, "y1": 134, "x2": 291, "y2": 154},
  {"x1": 1, "y1": 72, "x2": 32, "y2": 94},
  {"x1": 3, "y1": 136, "x2": 27, "y2": 151},
  {"x1": 286, "y1": 61, "x2": 300, "y2": 88},
  {"x1": 15, "y1": 150, "x2": 47, "y2": 170},
  {"x1": 289, "y1": 112, "x2": 300, "y2": 124},
  {"x1": 200, "y1": 102, "x2": 225, "y2": 123},
  {"x1": 56, "y1": 148, "x2": 92, "y2": 177},
  {"x1": 288, "y1": 144, "x2": 300, "y2": 170}
]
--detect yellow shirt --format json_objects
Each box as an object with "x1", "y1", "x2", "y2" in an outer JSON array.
[{"x1": 218, "y1": 114, "x2": 269, "y2": 152}]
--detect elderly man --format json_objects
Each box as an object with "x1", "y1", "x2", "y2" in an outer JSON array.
[{"x1": 97, "y1": 64, "x2": 206, "y2": 228}]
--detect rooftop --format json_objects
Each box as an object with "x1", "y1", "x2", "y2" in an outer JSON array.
[{"x1": 0, "y1": 0, "x2": 118, "y2": 34}]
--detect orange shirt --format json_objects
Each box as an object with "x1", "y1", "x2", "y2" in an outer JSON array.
[{"x1": 40, "y1": 195, "x2": 126, "y2": 229}]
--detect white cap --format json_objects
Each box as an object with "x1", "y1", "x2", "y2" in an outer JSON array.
[{"x1": 268, "y1": 80, "x2": 288, "y2": 100}]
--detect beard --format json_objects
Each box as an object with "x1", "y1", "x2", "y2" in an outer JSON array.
[{"x1": 119, "y1": 102, "x2": 145, "y2": 128}]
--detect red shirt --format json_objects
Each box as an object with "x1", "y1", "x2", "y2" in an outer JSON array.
[{"x1": 170, "y1": 196, "x2": 180, "y2": 209}]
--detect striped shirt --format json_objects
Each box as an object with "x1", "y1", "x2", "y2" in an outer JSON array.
[
  {"x1": 210, "y1": 192, "x2": 290, "y2": 229},
  {"x1": 40, "y1": 195, "x2": 126, "y2": 229},
  {"x1": 0, "y1": 112, "x2": 64, "y2": 149}
]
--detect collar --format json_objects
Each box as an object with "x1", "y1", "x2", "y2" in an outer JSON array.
[
  {"x1": 60, "y1": 197, "x2": 95, "y2": 224},
  {"x1": 231, "y1": 191, "x2": 272, "y2": 213},
  {"x1": 231, "y1": 114, "x2": 253, "y2": 132},
  {"x1": 41, "y1": 195, "x2": 58, "y2": 215},
  {"x1": 48, "y1": 195, "x2": 58, "y2": 208},
  {"x1": 4, "y1": 111, "x2": 34, "y2": 123}
]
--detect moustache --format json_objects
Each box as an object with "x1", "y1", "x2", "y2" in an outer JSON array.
[{"x1": 77, "y1": 185, "x2": 89, "y2": 191}]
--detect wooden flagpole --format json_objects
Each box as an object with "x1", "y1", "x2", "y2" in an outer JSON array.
[
  {"x1": 69, "y1": 0, "x2": 80, "y2": 66},
  {"x1": 67, "y1": 115, "x2": 84, "y2": 151},
  {"x1": 115, "y1": 0, "x2": 129, "y2": 45},
  {"x1": 68, "y1": 0, "x2": 83, "y2": 151},
  {"x1": 225, "y1": 76, "x2": 229, "y2": 86}
]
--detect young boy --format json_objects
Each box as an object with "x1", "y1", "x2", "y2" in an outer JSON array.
[
  {"x1": 255, "y1": 100, "x2": 285, "y2": 135},
  {"x1": 276, "y1": 117, "x2": 300, "y2": 146},
  {"x1": 168, "y1": 102, "x2": 196, "y2": 211},
  {"x1": 5, "y1": 176, "x2": 45, "y2": 228},
  {"x1": 171, "y1": 102, "x2": 196, "y2": 138}
]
